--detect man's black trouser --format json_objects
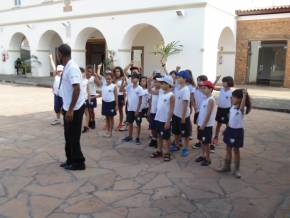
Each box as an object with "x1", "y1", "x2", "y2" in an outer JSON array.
[{"x1": 63, "y1": 104, "x2": 86, "y2": 165}]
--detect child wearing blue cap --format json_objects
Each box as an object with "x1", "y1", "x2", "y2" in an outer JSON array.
[{"x1": 171, "y1": 70, "x2": 191, "y2": 157}]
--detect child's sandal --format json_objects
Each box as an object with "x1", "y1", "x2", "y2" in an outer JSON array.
[
  {"x1": 151, "y1": 151, "x2": 162, "y2": 158},
  {"x1": 163, "y1": 153, "x2": 171, "y2": 162}
]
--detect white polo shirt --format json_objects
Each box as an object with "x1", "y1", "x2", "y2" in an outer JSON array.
[
  {"x1": 60, "y1": 60, "x2": 85, "y2": 111},
  {"x1": 126, "y1": 84, "x2": 144, "y2": 112},
  {"x1": 173, "y1": 85, "x2": 191, "y2": 118}
]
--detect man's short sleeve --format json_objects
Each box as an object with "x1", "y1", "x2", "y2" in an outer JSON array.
[{"x1": 69, "y1": 66, "x2": 82, "y2": 85}]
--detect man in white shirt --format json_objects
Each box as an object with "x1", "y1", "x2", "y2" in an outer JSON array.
[{"x1": 58, "y1": 44, "x2": 86, "y2": 171}]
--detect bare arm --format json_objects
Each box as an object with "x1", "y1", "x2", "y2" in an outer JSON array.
[
  {"x1": 135, "y1": 96, "x2": 142, "y2": 115},
  {"x1": 114, "y1": 85, "x2": 118, "y2": 110},
  {"x1": 213, "y1": 75, "x2": 221, "y2": 86},
  {"x1": 69, "y1": 84, "x2": 80, "y2": 112},
  {"x1": 123, "y1": 61, "x2": 133, "y2": 78},
  {"x1": 240, "y1": 89, "x2": 247, "y2": 113},
  {"x1": 181, "y1": 100, "x2": 189, "y2": 123},
  {"x1": 49, "y1": 54, "x2": 56, "y2": 76},
  {"x1": 94, "y1": 64, "x2": 102, "y2": 87}
]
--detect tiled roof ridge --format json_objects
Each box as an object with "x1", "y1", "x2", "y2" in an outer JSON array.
[{"x1": 236, "y1": 5, "x2": 290, "y2": 16}]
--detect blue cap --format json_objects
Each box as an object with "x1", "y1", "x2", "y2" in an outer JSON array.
[{"x1": 176, "y1": 70, "x2": 190, "y2": 81}]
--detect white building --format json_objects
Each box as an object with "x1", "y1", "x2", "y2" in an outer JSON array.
[{"x1": 0, "y1": 0, "x2": 288, "y2": 81}]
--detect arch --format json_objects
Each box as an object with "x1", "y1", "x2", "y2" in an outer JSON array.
[
  {"x1": 8, "y1": 32, "x2": 31, "y2": 75},
  {"x1": 120, "y1": 23, "x2": 165, "y2": 75},
  {"x1": 216, "y1": 27, "x2": 236, "y2": 79},
  {"x1": 73, "y1": 27, "x2": 107, "y2": 67},
  {"x1": 37, "y1": 30, "x2": 63, "y2": 51}
]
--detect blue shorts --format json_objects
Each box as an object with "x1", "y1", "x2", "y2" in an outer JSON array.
[
  {"x1": 223, "y1": 127, "x2": 244, "y2": 148},
  {"x1": 86, "y1": 97, "x2": 97, "y2": 108},
  {"x1": 155, "y1": 121, "x2": 171, "y2": 140},
  {"x1": 54, "y1": 95, "x2": 63, "y2": 113},
  {"x1": 149, "y1": 113, "x2": 157, "y2": 130},
  {"x1": 102, "y1": 101, "x2": 116, "y2": 117}
]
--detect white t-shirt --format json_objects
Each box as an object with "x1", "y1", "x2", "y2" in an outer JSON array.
[
  {"x1": 82, "y1": 78, "x2": 89, "y2": 100},
  {"x1": 155, "y1": 91, "x2": 174, "y2": 123},
  {"x1": 53, "y1": 75, "x2": 61, "y2": 96},
  {"x1": 102, "y1": 83, "x2": 116, "y2": 102},
  {"x1": 228, "y1": 106, "x2": 244, "y2": 129},
  {"x1": 218, "y1": 87, "x2": 232, "y2": 108},
  {"x1": 140, "y1": 89, "x2": 149, "y2": 111},
  {"x1": 126, "y1": 84, "x2": 144, "y2": 112},
  {"x1": 197, "y1": 96, "x2": 216, "y2": 127},
  {"x1": 150, "y1": 88, "x2": 163, "y2": 114},
  {"x1": 187, "y1": 84, "x2": 195, "y2": 94},
  {"x1": 116, "y1": 79, "x2": 124, "y2": 96},
  {"x1": 193, "y1": 88, "x2": 207, "y2": 112},
  {"x1": 173, "y1": 85, "x2": 191, "y2": 118},
  {"x1": 87, "y1": 76, "x2": 97, "y2": 96},
  {"x1": 60, "y1": 60, "x2": 85, "y2": 111}
]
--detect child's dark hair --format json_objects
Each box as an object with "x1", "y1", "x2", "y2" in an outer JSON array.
[
  {"x1": 140, "y1": 76, "x2": 148, "y2": 88},
  {"x1": 79, "y1": 67, "x2": 85, "y2": 73},
  {"x1": 197, "y1": 75, "x2": 208, "y2": 82},
  {"x1": 222, "y1": 76, "x2": 234, "y2": 87},
  {"x1": 86, "y1": 65, "x2": 94, "y2": 71},
  {"x1": 186, "y1": 69, "x2": 196, "y2": 86},
  {"x1": 113, "y1": 66, "x2": 124, "y2": 77},
  {"x1": 169, "y1": 70, "x2": 177, "y2": 76},
  {"x1": 232, "y1": 89, "x2": 252, "y2": 114}
]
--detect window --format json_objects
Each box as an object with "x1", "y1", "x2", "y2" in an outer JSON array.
[{"x1": 15, "y1": 0, "x2": 21, "y2": 6}]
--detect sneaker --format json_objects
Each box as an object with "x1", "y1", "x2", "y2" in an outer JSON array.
[
  {"x1": 189, "y1": 136, "x2": 193, "y2": 141},
  {"x1": 91, "y1": 121, "x2": 96, "y2": 129},
  {"x1": 122, "y1": 136, "x2": 133, "y2": 142},
  {"x1": 103, "y1": 132, "x2": 112, "y2": 138},
  {"x1": 180, "y1": 148, "x2": 189, "y2": 157},
  {"x1": 119, "y1": 124, "x2": 128, "y2": 131},
  {"x1": 82, "y1": 126, "x2": 89, "y2": 133},
  {"x1": 135, "y1": 138, "x2": 141, "y2": 145},
  {"x1": 195, "y1": 156, "x2": 205, "y2": 163},
  {"x1": 233, "y1": 170, "x2": 241, "y2": 179},
  {"x1": 64, "y1": 163, "x2": 86, "y2": 171},
  {"x1": 148, "y1": 139, "x2": 157, "y2": 148},
  {"x1": 170, "y1": 144, "x2": 180, "y2": 152},
  {"x1": 210, "y1": 144, "x2": 215, "y2": 153},
  {"x1": 51, "y1": 119, "x2": 61, "y2": 125},
  {"x1": 192, "y1": 142, "x2": 201, "y2": 149},
  {"x1": 201, "y1": 159, "x2": 211, "y2": 166}
]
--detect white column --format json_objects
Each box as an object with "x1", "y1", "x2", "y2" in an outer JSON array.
[{"x1": 72, "y1": 49, "x2": 86, "y2": 68}]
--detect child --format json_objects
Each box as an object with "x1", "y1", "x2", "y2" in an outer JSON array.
[
  {"x1": 186, "y1": 69, "x2": 196, "y2": 140},
  {"x1": 195, "y1": 80, "x2": 216, "y2": 166},
  {"x1": 139, "y1": 76, "x2": 149, "y2": 121},
  {"x1": 101, "y1": 73, "x2": 118, "y2": 137},
  {"x1": 171, "y1": 70, "x2": 191, "y2": 157},
  {"x1": 113, "y1": 67, "x2": 126, "y2": 130},
  {"x1": 80, "y1": 67, "x2": 90, "y2": 133},
  {"x1": 218, "y1": 89, "x2": 251, "y2": 178},
  {"x1": 86, "y1": 65, "x2": 98, "y2": 129},
  {"x1": 213, "y1": 76, "x2": 234, "y2": 146},
  {"x1": 122, "y1": 73, "x2": 144, "y2": 144},
  {"x1": 147, "y1": 73, "x2": 163, "y2": 148},
  {"x1": 151, "y1": 75, "x2": 175, "y2": 161}
]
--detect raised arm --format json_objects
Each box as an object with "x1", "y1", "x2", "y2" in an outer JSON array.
[
  {"x1": 49, "y1": 54, "x2": 56, "y2": 76},
  {"x1": 94, "y1": 64, "x2": 103, "y2": 87},
  {"x1": 123, "y1": 61, "x2": 133, "y2": 78},
  {"x1": 240, "y1": 89, "x2": 247, "y2": 113},
  {"x1": 213, "y1": 75, "x2": 221, "y2": 86}
]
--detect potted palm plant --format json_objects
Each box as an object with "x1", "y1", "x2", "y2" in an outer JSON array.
[{"x1": 153, "y1": 41, "x2": 183, "y2": 69}]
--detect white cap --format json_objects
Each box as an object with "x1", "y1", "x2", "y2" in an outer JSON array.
[
  {"x1": 56, "y1": 65, "x2": 64, "y2": 72},
  {"x1": 157, "y1": 75, "x2": 174, "y2": 86}
]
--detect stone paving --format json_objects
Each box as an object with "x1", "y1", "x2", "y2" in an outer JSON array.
[{"x1": 0, "y1": 83, "x2": 290, "y2": 218}]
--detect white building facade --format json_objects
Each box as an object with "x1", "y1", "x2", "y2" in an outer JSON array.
[{"x1": 0, "y1": 0, "x2": 288, "y2": 80}]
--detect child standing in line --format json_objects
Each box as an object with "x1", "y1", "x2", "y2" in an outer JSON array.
[
  {"x1": 195, "y1": 80, "x2": 216, "y2": 166},
  {"x1": 171, "y1": 70, "x2": 191, "y2": 157},
  {"x1": 147, "y1": 73, "x2": 163, "y2": 148},
  {"x1": 80, "y1": 67, "x2": 90, "y2": 133},
  {"x1": 191, "y1": 75, "x2": 208, "y2": 149},
  {"x1": 121, "y1": 74, "x2": 144, "y2": 144},
  {"x1": 100, "y1": 73, "x2": 118, "y2": 137},
  {"x1": 139, "y1": 76, "x2": 149, "y2": 119},
  {"x1": 113, "y1": 67, "x2": 126, "y2": 130},
  {"x1": 212, "y1": 76, "x2": 234, "y2": 147},
  {"x1": 186, "y1": 69, "x2": 196, "y2": 140},
  {"x1": 151, "y1": 76, "x2": 175, "y2": 161},
  {"x1": 86, "y1": 65, "x2": 98, "y2": 129},
  {"x1": 218, "y1": 89, "x2": 251, "y2": 178}
]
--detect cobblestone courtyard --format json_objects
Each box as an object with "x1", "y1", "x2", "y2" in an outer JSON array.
[{"x1": 0, "y1": 84, "x2": 289, "y2": 218}]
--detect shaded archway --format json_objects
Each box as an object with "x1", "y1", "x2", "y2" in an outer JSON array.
[
  {"x1": 74, "y1": 27, "x2": 107, "y2": 68},
  {"x1": 8, "y1": 32, "x2": 31, "y2": 75},
  {"x1": 36, "y1": 30, "x2": 63, "y2": 76},
  {"x1": 216, "y1": 27, "x2": 236, "y2": 79},
  {"x1": 121, "y1": 24, "x2": 164, "y2": 75}
]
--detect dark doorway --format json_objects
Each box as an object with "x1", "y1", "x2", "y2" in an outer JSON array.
[
  {"x1": 257, "y1": 41, "x2": 287, "y2": 86},
  {"x1": 86, "y1": 39, "x2": 106, "y2": 67}
]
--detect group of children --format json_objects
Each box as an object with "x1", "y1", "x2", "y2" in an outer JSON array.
[{"x1": 52, "y1": 61, "x2": 252, "y2": 179}]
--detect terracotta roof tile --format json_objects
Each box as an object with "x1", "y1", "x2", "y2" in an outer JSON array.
[{"x1": 236, "y1": 5, "x2": 290, "y2": 16}]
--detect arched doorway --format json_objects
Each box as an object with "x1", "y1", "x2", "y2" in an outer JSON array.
[
  {"x1": 74, "y1": 27, "x2": 107, "y2": 69},
  {"x1": 216, "y1": 27, "x2": 236, "y2": 79},
  {"x1": 8, "y1": 32, "x2": 31, "y2": 75},
  {"x1": 37, "y1": 30, "x2": 63, "y2": 76},
  {"x1": 121, "y1": 24, "x2": 164, "y2": 75}
]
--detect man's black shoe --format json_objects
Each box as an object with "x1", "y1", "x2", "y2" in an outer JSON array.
[{"x1": 64, "y1": 163, "x2": 86, "y2": 171}]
